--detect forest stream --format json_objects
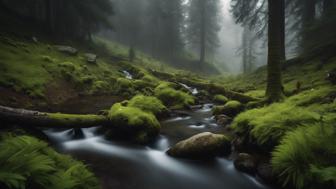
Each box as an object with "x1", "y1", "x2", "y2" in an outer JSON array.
[{"x1": 43, "y1": 100, "x2": 272, "y2": 189}]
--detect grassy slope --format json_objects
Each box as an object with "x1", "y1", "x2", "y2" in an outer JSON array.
[{"x1": 0, "y1": 35, "x2": 195, "y2": 109}]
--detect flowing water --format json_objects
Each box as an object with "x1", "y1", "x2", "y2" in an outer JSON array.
[{"x1": 44, "y1": 103, "x2": 272, "y2": 189}]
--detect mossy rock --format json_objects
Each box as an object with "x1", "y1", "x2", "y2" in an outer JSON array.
[
  {"x1": 213, "y1": 94, "x2": 229, "y2": 104},
  {"x1": 154, "y1": 82, "x2": 195, "y2": 109},
  {"x1": 213, "y1": 100, "x2": 244, "y2": 117},
  {"x1": 106, "y1": 103, "x2": 160, "y2": 143},
  {"x1": 127, "y1": 95, "x2": 169, "y2": 118},
  {"x1": 115, "y1": 78, "x2": 135, "y2": 96},
  {"x1": 167, "y1": 132, "x2": 231, "y2": 159}
]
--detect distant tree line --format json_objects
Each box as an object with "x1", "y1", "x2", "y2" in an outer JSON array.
[
  {"x1": 108, "y1": 0, "x2": 222, "y2": 66},
  {"x1": 0, "y1": 0, "x2": 113, "y2": 40}
]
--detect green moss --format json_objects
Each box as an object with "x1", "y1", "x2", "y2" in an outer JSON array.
[
  {"x1": 47, "y1": 113, "x2": 106, "y2": 127},
  {"x1": 127, "y1": 95, "x2": 168, "y2": 117},
  {"x1": 107, "y1": 103, "x2": 160, "y2": 143},
  {"x1": 272, "y1": 123, "x2": 336, "y2": 189},
  {"x1": 213, "y1": 95, "x2": 229, "y2": 104},
  {"x1": 114, "y1": 78, "x2": 134, "y2": 96},
  {"x1": 0, "y1": 135, "x2": 99, "y2": 189},
  {"x1": 231, "y1": 103, "x2": 320, "y2": 147},
  {"x1": 90, "y1": 80, "x2": 110, "y2": 94},
  {"x1": 213, "y1": 100, "x2": 244, "y2": 117},
  {"x1": 154, "y1": 82, "x2": 195, "y2": 109}
]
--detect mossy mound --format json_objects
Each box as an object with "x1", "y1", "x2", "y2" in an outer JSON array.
[
  {"x1": 127, "y1": 95, "x2": 169, "y2": 117},
  {"x1": 213, "y1": 100, "x2": 244, "y2": 117},
  {"x1": 106, "y1": 103, "x2": 160, "y2": 143},
  {"x1": 154, "y1": 82, "x2": 195, "y2": 109},
  {"x1": 167, "y1": 132, "x2": 231, "y2": 159},
  {"x1": 0, "y1": 134, "x2": 99, "y2": 189},
  {"x1": 213, "y1": 94, "x2": 229, "y2": 104},
  {"x1": 231, "y1": 103, "x2": 320, "y2": 149}
]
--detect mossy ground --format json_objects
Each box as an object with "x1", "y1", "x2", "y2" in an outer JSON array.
[{"x1": 224, "y1": 58, "x2": 336, "y2": 188}]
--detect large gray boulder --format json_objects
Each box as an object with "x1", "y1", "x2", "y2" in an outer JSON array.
[
  {"x1": 84, "y1": 53, "x2": 97, "y2": 63},
  {"x1": 56, "y1": 45, "x2": 78, "y2": 55},
  {"x1": 167, "y1": 132, "x2": 231, "y2": 159}
]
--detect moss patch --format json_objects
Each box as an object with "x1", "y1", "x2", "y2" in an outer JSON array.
[
  {"x1": 106, "y1": 103, "x2": 160, "y2": 143},
  {"x1": 154, "y1": 82, "x2": 195, "y2": 109},
  {"x1": 213, "y1": 94, "x2": 229, "y2": 104},
  {"x1": 213, "y1": 100, "x2": 244, "y2": 117},
  {"x1": 127, "y1": 95, "x2": 168, "y2": 117}
]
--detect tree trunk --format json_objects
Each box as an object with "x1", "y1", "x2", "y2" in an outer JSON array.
[
  {"x1": 0, "y1": 105, "x2": 108, "y2": 128},
  {"x1": 323, "y1": 0, "x2": 334, "y2": 15},
  {"x1": 200, "y1": 0, "x2": 206, "y2": 64},
  {"x1": 265, "y1": 0, "x2": 285, "y2": 102},
  {"x1": 302, "y1": 0, "x2": 316, "y2": 53}
]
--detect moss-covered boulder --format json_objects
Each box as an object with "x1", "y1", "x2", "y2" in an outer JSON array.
[
  {"x1": 213, "y1": 95, "x2": 229, "y2": 104},
  {"x1": 154, "y1": 82, "x2": 195, "y2": 109},
  {"x1": 106, "y1": 103, "x2": 160, "y2": 143},
  {"x1": 127, "y1": 95, "x2": 169, "y2": 118},
  {"x1": 213, "y1": 100, "x2": 244, "y2": 117},
  {"x1": 167, "y1": 132, "x2": 231, "y2": 159}
]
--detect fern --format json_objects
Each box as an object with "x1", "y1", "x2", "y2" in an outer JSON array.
[
  {"x1": 0, "y1": 135, "x2": 100, "y2": 189},
  {"x1": 272, "y1": 123, "x2": 336, "y2": 189}
]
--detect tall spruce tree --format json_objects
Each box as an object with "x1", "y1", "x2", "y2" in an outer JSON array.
[{"x1": 187, "y1": 0, "x2": 221, "y2": 64}]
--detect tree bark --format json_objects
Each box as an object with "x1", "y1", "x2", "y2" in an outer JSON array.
[
  {"x1": 265, "y1": 0, "x2": 285, "y2": 102},
  {"x1": 302, "y1": 0, "x2": 316, "y2": 53},
  {"x1": 0, "y1": 106, "x2": 108, "y2": 128},
  {"x1": 200, "y1": 0, "x2": 206, "y2": 64}
]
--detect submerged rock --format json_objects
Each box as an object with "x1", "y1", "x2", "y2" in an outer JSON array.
[
  {"x1": 167, "y1": 132, "x2": 231, "y2": 159},
  {"x1": 56, "y1": 45, "x2": 78, "y2": 55},
  {"x1": 234, "y1": 153, "x2": 257, "y2": 174},
  {"x1": 84, "y1": 53, "x2": 97, "y2": 63}
]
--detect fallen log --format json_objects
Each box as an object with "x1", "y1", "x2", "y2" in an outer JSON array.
[{"x1": 0, "y1": 105, "x2": 108, "y2": 128}]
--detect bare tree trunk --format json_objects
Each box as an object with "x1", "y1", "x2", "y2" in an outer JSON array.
[
  {"x1": 265, "y1": 0, "x2": 285, "y2": 102},
  {"x1": 200, "y1": 0, "x2": 206, "y2": 65},
  {"x1": 302, "y1": 0, "x2": 316, "y2": 53}
]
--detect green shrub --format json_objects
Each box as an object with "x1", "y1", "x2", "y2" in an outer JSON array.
[
  {"x1": 154, "y1": 82, "x2": 194, "y2": 109},
  {"x1": 231, "y1": 103, "x2": 320, "y2": 147},
  {"x1": 107, "y1": 103, "x2": 160, "y2": 143},
  {"x1": 272, "y1": 123, "x2": 336, "y2": 189},
  {"x1": 0, "y1": 135, "x2": 99, "y2": 189},
  {"x1": 213, "y1": 95, "x2": 228, "y2": 104},
  {"x1": 127, "y1": 95, "x2": 168, "y2": 117}
]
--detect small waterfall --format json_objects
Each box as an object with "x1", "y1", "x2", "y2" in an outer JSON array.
[
  {"x1": 122, "y1": 70, "x2": 133, "y2": 79},
  {"x1": 179, "y1": 83, "x2": 199, "y2": 95}
]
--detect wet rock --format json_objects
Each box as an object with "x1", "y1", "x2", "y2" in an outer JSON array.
[
  {"x1": 189, "y1": 105, "x2": 203, "y2": 110},
  {"x1": 56, "y1": 45, "x2": 78, "y2": 55},
  {"x1": 326, "y1": 68, "x2": 336, "y2": 85},
  {"x1": 84, "y1": 53, "x2": 97, "y2": 63},
  {"x1": 213, "y1": 100, "x2": 244, "y2": 117},
  {"x1": 170, "y1": 110, "x2": 190, "y2": 118},
  {"x1": 215, "y1": 114, "x2": 232, "y2": 126},
  {"x1": 257, "y1": 162, "x2": 275, "y2": 183},
  {"x1": 167, "y1": 132, "x2": 231, "y2": 159},
  {"x1": 234, "y1": 153, "x2": 257, "y2": 174},
  {"x1": 72, "y1": 128, "x2": 84, "y2": 139}
]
